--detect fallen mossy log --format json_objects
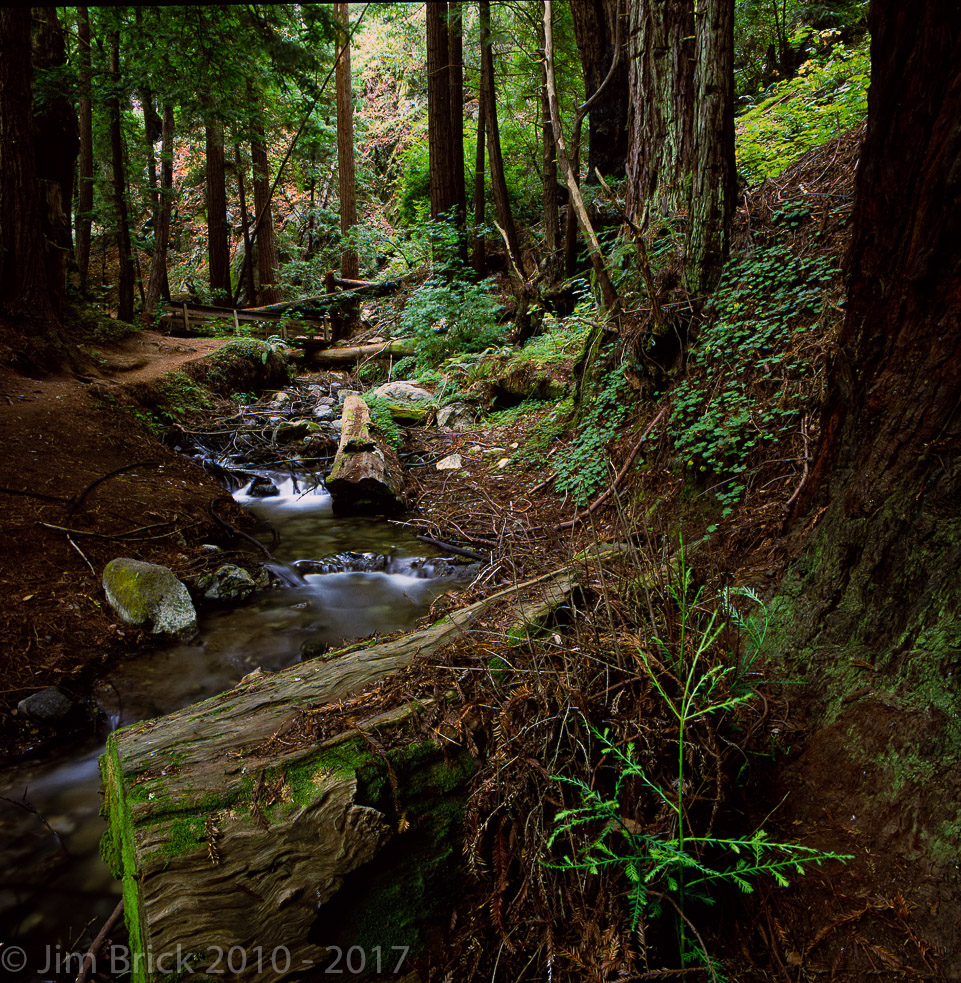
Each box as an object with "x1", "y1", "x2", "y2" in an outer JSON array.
[
  {"x1": 325, "y1": 394, "x2": 406, "y2": 514},
  {"x1": 100, "y1": 566, "x2": 581, "y2": 982},
  {"x1": 302, "y1": 337, "x2": 416, "y2": 364}
]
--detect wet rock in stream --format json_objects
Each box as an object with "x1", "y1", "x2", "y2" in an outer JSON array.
[
  {"x1": 195, "y1": 563, "x2": 257, "y2": 603},
  {"x1": 17, "y1": 686, "x2": 75, "y2": 723},
  {"x1": 103, "y1": 558, "x2": 198, "y2": 637}
]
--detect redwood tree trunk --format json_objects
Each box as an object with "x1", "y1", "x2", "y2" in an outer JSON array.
[
  {"x1": 685, "y1": 0, "x2": 736, "y2": 295},
  {"x1": 448, "y1": 0, "x2": 466, "y2": 232},
  {"x1": 0, "y1": 8, "x2": 57, "y2": 324},
  {"x1": 569, "y1": 0, "x2": 629, "y2": 180},
  {"x1": 31, "y1": 7, "x2": 77, "y2": 318},
  {"x1": 108, "y1": 29, "x2": 135, "y2": 322},
  {"x1": 625, "y1": 0, "x2": 695, "y2": 229},
  {"x1": 76, "y1": 5, "x2": 94, "y2": 291},
  {"x1": 335, "y1": 2, "x2": 359, "y2": 281},
  {"x1": 427, "y1": 2, "x2": 456, "y2": 222},
  {"x1": 205, "y1": 119, "x2": 231, "y2": 303},
  {"x1": 481, "y1": 0, "x2": 522, "y2": 271},
  {"x1": 250, "y1": 110, "x2": 281, "y2": 306},
  {"x1": 472, "y1": 27, "x2": 487, "y2": 276},
  {"x1": 144, "y1": 103, "x2": 174, "y2": 319},
  {"x1": 235, "y1": 143, "x2": 256, "y2": 305},
  {"x1": 773, "y1": 5, "x2": 961, "y2": 970}
]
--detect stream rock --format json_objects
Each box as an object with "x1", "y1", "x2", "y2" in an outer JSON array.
[
  {"x1": 17, "y1": 687, "x2": 74, "y2": 722},
  {"x1": 247, "y1": 475, "x2": 280, "y2": 497},
  {"x1": 436, "y1": 401, "x2": 477, "y2": 430},
  {"x1": 103, "y1": 558, "x2": 198, "y2": 637},
  {"x1": 196, "y1": 564, "x2": 257, "y2": 603},
  {"x1": 372, "y1": 381, "x2": 435, "y2": 422}
]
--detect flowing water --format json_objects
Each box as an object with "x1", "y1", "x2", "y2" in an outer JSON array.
[{"x1": 0, "y1": 462, "x2": 475, "y2": 978}]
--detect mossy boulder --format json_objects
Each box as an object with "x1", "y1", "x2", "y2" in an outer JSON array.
[
  {"x1": 372, "y1": 381, "x2": 436, "y2": 423},
  {"x1": 103, "y1": 558, "x2": 197, "y2": 637},
  {"x1": 195, "y1": 563, "x2": 257, "y2": 604}
]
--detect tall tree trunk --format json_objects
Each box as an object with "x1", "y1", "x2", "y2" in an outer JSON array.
[
  {"x1": 31, "y1": 7, "x2": 78, "y2": 318},
  {"x1": 544, "y1": 0, "x2": 618, "y2": 312},
  {"x1": 234, "y1": 143, "x2": 256, "y2": 305},
  {"x1": 76, "y1": 5, "x2": 94, "y2": 291},
  {"x1": 205, "y1": 119, "x2": 230, "y2": 303},
  {"x1": 335, "y1": 2, "x2": 359, "y2": 281},
  {"x1": 427, "y1": 2, "x2": 456, "y2": 223},
  {"x1": 481, "y1": 0, "x2": 523, "y2": 272},
  {"x1": 250, "y1": 108, "x2": 281, "y2": 306},
  {"x1": 448, "y1": 0, "x2": 466, "y2": 233},
  {"x1": 0, "y1": 8, "x2": 58, "y2": 325},
  {"x1": 108, "y1": 28, "x2": 135, "y2": 322},
  {"x1": 569, "y1": 0, "x2": 630, "y2": 180},
  {"x1": 472, "y1": 24, "x2": 487, "y2": 277},
  {"x1": 144, "y1": 103, "x2": 174, "y2": 319},
  {"x1": 685, "y1": 0, "x2": 736, "y2": 296},
  {"x1": 540, "y1": 17, "x2": 561, "y2": 278},
  {"x1": 625, "y1": 0, "x2": 695, "y2": 229},
  {"x1": 774, "y1": 5, "x2": 961, "y2": 969}
]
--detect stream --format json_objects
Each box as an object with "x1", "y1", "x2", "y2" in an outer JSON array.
[{"x1": 0, "y1": 391, "x2": 474, "y2": 979}]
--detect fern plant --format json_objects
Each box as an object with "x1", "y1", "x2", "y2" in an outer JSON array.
[{"x1": 548, "y1": 550, "x2": 850, "y2": 974}]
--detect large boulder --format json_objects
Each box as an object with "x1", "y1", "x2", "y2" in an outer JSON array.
[
  {"x1": 103, "y1": 558, "x2": 198, "y2": 637},
  {"x1": 372, "y1": 381, "x2": 435, "y2": 423}
]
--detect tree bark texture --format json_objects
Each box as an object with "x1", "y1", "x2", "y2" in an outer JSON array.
[
  {"x1": 205, "y1": 120, "x2": 231, "y2": 302},
  {"x1": 32, "y1": 6, "x2": 77, "y2": 317},
  {"x1": 76, "y1": 5, "x2": 94, "y2": 290},
  {"x1": 625, "y1": 0, "x2": 695, "y2": 229},
  {"x1": 448, "y1": 0, "x2": 467, "y2": 231},
  {"x1": 108, "y1": 29, "x2": 135, "y2": 322},
  {"x1": 234, "y1": 143, "x2": 256, "y2": 305},
  {"x1": 472, "y1": 23, "x2": 487, "y2": 276},
  {"x1": 427, "y1": 2, "x2": 456, "y2": 222},
  {"x1": 0, "y1": 8, "x2": 57, "y2": 323},
  {"x1": 685, "y1": 0, "x2": 736, "y2": 296},
  {"x1": 335, "y1": 2, "x2": 359, "y2": 280},
  {"x1": 569, "y1": 0, "x2": 630, "y2": 179},
  {"x1": 250, "y1": 110, "x2": 282, "y2": 306},
  {"x1": 771, "y1": 7, "x2": 961, "y2": 968},
  {"x1": 544, "y1": 1, "x2": 618, "y2": 312},
  {"x1": 481, "y1": 1, "x2": 523, "y2": 272},
  {"x1": 144, "y1": 104, "x2": 174, "y2": 319}
]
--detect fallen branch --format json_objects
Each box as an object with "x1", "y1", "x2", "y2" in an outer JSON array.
[
  {"x1": 75, "y1": 899, "x2": 125, "y2": 983},
  {"x1": 554, "y1": 406, "x2": 667, "y2": 531},
  {"x1": 69, "y1": 461, "x2": 162, "y2": 514},
  {"x1": 415, "y1": 534, "x2": 489, "y2": 563},
  {"x1": 207, "y1": 497, "x2": 275, "y2": 560},
  {"x1": 785, "y1": 415, "x2": 811, "y2": 508}
]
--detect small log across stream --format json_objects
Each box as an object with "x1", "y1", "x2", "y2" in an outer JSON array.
[{"x1": 101, "y1": 563, "x2": 587, "y2": 981}]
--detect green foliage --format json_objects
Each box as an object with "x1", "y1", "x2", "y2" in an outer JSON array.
[
  {"x1": 548, "y1": 556, "x2": 850, "y2": 971},
  {"x1": 669, "y1": 243, "x2": 837, "y2": 512},
  {"x1": 737, "y1": 34, "x2": 870, "y2": 184},
  {"x1": 553, "y1": 364, "x2": 632, "y2": 506},
  {"x1": 364, "y1": 394, "x2": 404, "y2": 449},
  {"x1": 400, "y1": 277, "x2": 505, "y2": 369}
]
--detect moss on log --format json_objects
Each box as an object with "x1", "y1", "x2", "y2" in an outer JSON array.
[{"x1": 100, "y1": 567, "x2": 580, "y2": 981}]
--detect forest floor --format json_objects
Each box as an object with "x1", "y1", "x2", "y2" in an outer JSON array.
[{"x1": 1, "y1": 127, "x2": 952, "y2": 978}]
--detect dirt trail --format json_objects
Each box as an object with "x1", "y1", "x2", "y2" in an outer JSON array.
[{"x1": 0, "y1": 333, "x2": 244, "y2": 755}]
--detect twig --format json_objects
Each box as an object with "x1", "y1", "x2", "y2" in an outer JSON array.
[
  {"x1": 75, "y1": 898, "x2": 124, "y2": 983},
  {"x1": 554, "y1": 406, "x2": 667, "y2": 531},
  {"x1": 415, "y1": 534, "x2": 489, "y2": 563},
  {"x1": 38, "y1": 520, "x2": 174, "y2": 540},
  {"x1": 67, "y1": 535, "x2": 96, "y2": 575},
  {"x1": 785, "y1": 415, "x2": 811, "y2": 507},
  {"x1": 0, "y1": 486, "x2": 71, "y2": 503},
  {"x1": 207, "y1": 496, "x2": 275, "y2": 560}
]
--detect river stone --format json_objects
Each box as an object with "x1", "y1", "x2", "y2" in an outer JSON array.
[
  {"x1": 197, "y1": 564, "x2": 256, "y2": 603},
  {"x1": 436, "y1": 401, "x2": 477, "y2": 430},
  {"x1": 248, "y1": 476, "x2": 280, "y2": 497},
  {"x1": 103, "y1": 558, "x2": 198, "y2": 637},
  {"x1": 372, "y1": 381, "x2": 435, "y2": 422},
  {"x1": 312, "y1": 404, "x2": 335, "y2": 422},
  {"x1": 17, "y1": 687, "x2": 74, "y2": 722},
  {"x1": 274, "y1": 419, "x2": 312, "y2": 443},
  {"x1": 436, "y1": 453, "x2": 462, "y2": 471}
]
